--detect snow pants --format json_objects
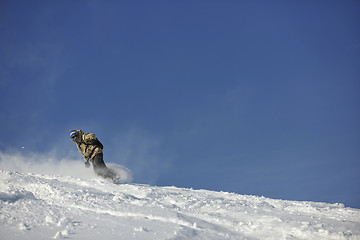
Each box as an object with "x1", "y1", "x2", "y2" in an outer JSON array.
[{"x1": 92, "y1": 153, "x2": 116, "y2": 179}]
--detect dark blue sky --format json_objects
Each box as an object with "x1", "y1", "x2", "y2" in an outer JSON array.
[{"x1": 1, "y1": 1, "x2": 359, "y2": 208}]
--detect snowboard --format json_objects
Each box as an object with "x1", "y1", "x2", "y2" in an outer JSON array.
[{"x1": 98, "y1": 163, "x2": 133, "y2": 184}]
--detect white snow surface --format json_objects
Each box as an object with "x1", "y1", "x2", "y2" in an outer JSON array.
[{"x1": 0, "y1": 156, "x2": 360, "y2": 239}]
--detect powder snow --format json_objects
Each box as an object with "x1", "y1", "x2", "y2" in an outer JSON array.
[{"x1": 0, "y1": 153, "x2": 359, "y2": 239}]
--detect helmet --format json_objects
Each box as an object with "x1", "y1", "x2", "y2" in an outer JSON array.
[{"x1": 70, "y1": 130, "x2": 79, "y2": 140}]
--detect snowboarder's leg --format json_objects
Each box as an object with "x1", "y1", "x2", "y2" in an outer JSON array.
[{"x1": 92, "y1": 153, "x2": 116, "y2": 180}]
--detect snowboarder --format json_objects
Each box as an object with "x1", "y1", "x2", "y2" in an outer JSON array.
[{"x1": 70, "y1": 130, "x2": 116, "y2": 180}]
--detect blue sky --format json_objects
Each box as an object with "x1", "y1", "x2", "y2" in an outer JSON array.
[{"x1": 1, "y1": 1, "x2": 359, "y2": 208}]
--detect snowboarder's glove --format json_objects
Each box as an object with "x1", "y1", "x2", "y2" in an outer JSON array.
[
  {"x1": 84, "y1": 158, "x2": 91, "y2": 168},
  {"x1": 85, "y1": 161, "x2": 90, "y2": 168}
]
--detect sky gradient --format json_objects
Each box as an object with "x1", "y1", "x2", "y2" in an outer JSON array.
[{"x1": 1, "y1": 1, "x2": 359, "y2": 208}]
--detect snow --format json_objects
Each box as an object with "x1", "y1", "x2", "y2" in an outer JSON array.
[{"x1": 0, "y1": 155, "x2": 360, "y2": 239}]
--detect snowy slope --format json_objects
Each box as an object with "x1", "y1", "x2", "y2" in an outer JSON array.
[{"x1": 1, "y1": 169, "x2": 360, "y2": 240}]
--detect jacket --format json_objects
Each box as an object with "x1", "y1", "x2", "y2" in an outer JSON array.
[{"x1": 73, "y1": 130, "x2": 103, "y2": 162}]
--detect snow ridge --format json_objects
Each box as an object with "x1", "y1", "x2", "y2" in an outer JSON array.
[{"x1": 0, "y1": 170, "x2": 359, "y2": 240}]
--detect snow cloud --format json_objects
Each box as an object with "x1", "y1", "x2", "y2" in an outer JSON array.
[{"x1": 0, "y1": 150, "x2": 132, "y2": 183}]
